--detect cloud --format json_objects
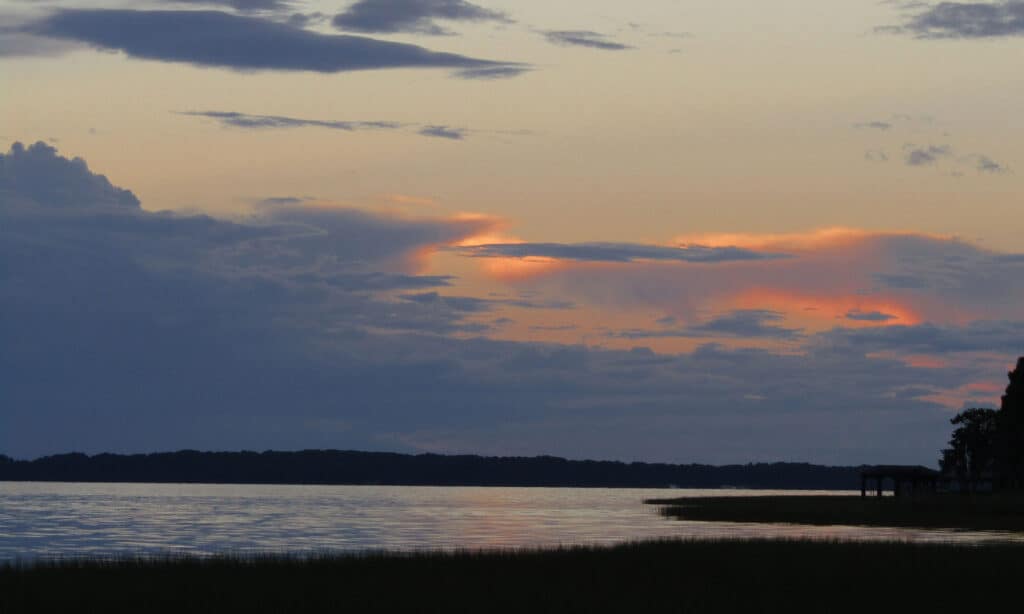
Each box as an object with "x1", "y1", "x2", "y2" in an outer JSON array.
[
  {"x1": 613, "y1": 310, "x2": 803, "y2": 341},
  {"x1": 846, "y1": 310, "x2": 898, "y2": 323},
  {"x1": 21, "y1": 9, "x2": 523, "y2": 77},
  {"x1": 888, "y1": 2, "x2": 1024, "y2": 38},
  {"x1": 865, "y1": 150, "x2": 889, "y2": 162},
  {"x1": 179, "y1": 110, "x2": 404, "y2": 131},
  {"x1": 164, "y1": 0, "x2": 293, "y2": 11},
  {"x1": 417, "y1": 125, "x2": 465, "y2": 140},
  {"x1": 0, "y1": 141, "x2": 140, "y2": 209},
  {"x1": 453, "y1": 65, "x2": 532, "y2": 79},
  {"x1": 333, "y1": 0, "x2": 511, "y2": 35},
  {"x1": 179, "y1": 111, "x2": 476, "y2": 140},
  {"x1": 820, "y1": 320, "x2": 1024, "y2": 355},
  {"x1": 256, "y1": 196, "x2": 309, "y2": 206},
  {"x1": 400, "y1": 291, "x2": 573, "y2": 312},
  {"x1": 973, "y1": 154, "x2": 1010, "y2": 173},
  {"x1": 4, "y1": 143, "x2": 1022, "y2": 466},
  {"x1": 456, "y1": 242, "x2": 784, "y2": 263},
  {"x1": 904, "y1": 144, "x2": 951, "y2": 166},
  {"x1": 854, "y1": 121, "x2": 893, "y2": 131},
  {"x1": 542, "y1": 30, "x2": 631, "y2": 50},
  {"x1": 485, "y1": 229, "x2": 1024, "y2": 331}
]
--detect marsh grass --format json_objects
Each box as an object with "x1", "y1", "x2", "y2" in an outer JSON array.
[
  {"x1": 646, "y1": 494, "x2": 1024, "y2": 531},
  {"x1": 3, "y1": 539, "x2": 1024, "y2": 613}
]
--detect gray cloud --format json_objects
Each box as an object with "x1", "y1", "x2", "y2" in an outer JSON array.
[
  {"x1": 417, "y1": 125, "x2": 465, "y2": 140},
  {"x1": 865, "y1": 149, "x2": 889, "y2": 162},
  {"x1": 454, "y1": 65, "x2": 532, "y2": 79},
  {"x1": 0, "y1": 141, "x2": 140, "y2": 209},
  {"x1": 889, "y1": 2, "x2": 1024, "y2": 38},
  {"x1": 542, "y1": 30, "x2": 631, "y2": 50},
  {"x1": 456, "y1": 242, "x2": 784, "y2": 263},
  {"x1": 256, "y1": 196, "x2": 309, "y2": 206},
  {"x1": 846, "y1": 310, "x2": 898, "y2": 323},
  {"x1": 905, "y1": 144, "x2": 952, "y2": 166},
  {"x1": 20, "y1": 9, "x2": 523, "y2": 77},
  {"x1": 854, "y1": 121, "x2": 893, "y2": 130},
  {"x1": 3, "y1": 142, "x2": 1019, "y2": 465},
  {"x1": 165, "y1": 0, "x2": 293, "y2": 11},
  {"x1": 820, "y1": 320, "x2": 1024, "y2": 355},
  {"x1": 333, "y1": 0, "x2": 511, "y2": 35},
  {"x1": 400, "y1": 291, "x2": 573, "y2": 312},
  {"x1": 180, "y1": 111, "x2": 484, "y2": 141},
  {"x1": 613, "y1": 310, "x2": 803, "y2": 341},
  {"x1": 179, "y1": 110, "x2": 403, "y2": 131},
  {"x1": 973, "y1": 154, "x2": 1010, "y2": 173}
]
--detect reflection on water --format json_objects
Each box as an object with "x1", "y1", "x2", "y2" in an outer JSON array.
[{"x1": 1, "y1": 482, "x2": 1021, "y2": 561}]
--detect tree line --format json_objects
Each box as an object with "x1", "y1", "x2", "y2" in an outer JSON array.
[{"x1": 0, "y1": 450, "x2": 864, "y2": 490}]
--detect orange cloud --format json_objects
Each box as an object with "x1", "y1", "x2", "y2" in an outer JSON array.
[
  {"x1": 674, "y1": 227, "x2": 951, "y2": 253},
  {"x1": 731, "y1": 288, "x2": 921, "y2": 328}
]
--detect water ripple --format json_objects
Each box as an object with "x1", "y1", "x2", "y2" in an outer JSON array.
[{"x1": 1, "y1": 482, "x2": 1021, "y2": 561}]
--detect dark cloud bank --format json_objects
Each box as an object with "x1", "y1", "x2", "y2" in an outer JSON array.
[
  {"x1": 1, "y1": 142, "x2": 1017, "y2": 465},
  {"x1": 14, "y1": 9, "x2": 525, "y2": 78}
]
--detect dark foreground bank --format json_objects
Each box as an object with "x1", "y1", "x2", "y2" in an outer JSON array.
[
  {"x1": 4, "y1": 540, "x2": 1023, "y2": 613},
  {"x1": 0, "y1": 450, "x2": 863, "y2": 489},
  {"x1": 647, "y1": 495, "x2": 1024, "y2": 531}
]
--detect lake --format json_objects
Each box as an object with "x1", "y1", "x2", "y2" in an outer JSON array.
[{"x1": 2, "y1": 482, "x2": 1022, "y2": 561}]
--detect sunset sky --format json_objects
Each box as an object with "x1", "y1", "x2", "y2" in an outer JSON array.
[{"x1": 3, "y1": 0, "x2": 1024, "y2": 464}]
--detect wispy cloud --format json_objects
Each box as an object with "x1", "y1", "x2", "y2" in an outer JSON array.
[
  {"x1": 178, "y1": 111, "x2": 473, "y2": 140},
  {"x1": 613, "y1": 310, "x2": 804, "y2": 341},
  {"x1": 333, "y1": 0, "x2": 511, "y2": 35},
  {"x1": 418, "y1": 125, "x2": 466, "y2": 140},
  {"x1": 456, "y1": 242, "x2": 784, "y2": 263},
  {"x1": 854, "y1": 121, "x2": 893, "y2": 131},
  {"x1": 904, "y1": 144, "x2": 952, "y2": 166},
  {"x1": 542, "y1": 30, "x2": 631, "y2": 50}
]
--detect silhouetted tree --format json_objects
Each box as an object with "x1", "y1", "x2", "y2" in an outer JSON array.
[
  {"x1": 940, "y1": 408, "x2": 998, "y2": 492},
  {"x1": 995, "y1": 357, "x2": 1024, "y2": 489}
]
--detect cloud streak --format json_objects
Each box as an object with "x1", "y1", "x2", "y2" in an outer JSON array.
[
  {"x1": 613, "y1": 310, "x2": 804, "y2": 341},
  {"x1": 178, "y1": 111, "x2": 472, "y2": 140},
  {"x1": 542, "y1": 30, "x2": 631, "y2": 50},
  {"x1": 457, "y1": 242, "x2": 784, "y2": 263}
]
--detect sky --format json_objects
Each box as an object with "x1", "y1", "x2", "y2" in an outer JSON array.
[{"x1": 2, "y1": 0, "x2": 1024, "y2": 465}]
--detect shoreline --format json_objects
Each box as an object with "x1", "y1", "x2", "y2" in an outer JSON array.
[{"x1": 646, "y1": 494, "x2": 1024, "y2": 531}]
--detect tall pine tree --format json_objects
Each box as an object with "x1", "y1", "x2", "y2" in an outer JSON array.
[{"x1": 996, "y1": 357, "x2": 1024, "y2": 489}]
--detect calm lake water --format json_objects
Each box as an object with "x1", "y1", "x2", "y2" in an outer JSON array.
[{"x1": 2, "y1": 482, "x2": 1022, "y2": 561}]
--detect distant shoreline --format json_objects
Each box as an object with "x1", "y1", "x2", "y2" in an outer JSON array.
[{"x1": 0, "y1": 449, "x2": 867, "y2": 490}]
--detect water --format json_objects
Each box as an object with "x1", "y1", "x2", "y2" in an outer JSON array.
[{"x1": 1, "y1": 482, "x2": 1022, "y2": 561}]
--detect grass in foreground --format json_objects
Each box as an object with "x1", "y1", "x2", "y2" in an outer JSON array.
[
  {"x1": 4, "y1": 539, "x2": 1024, "y2": 613},
  {"x1": 646, "y1": 494, "x2": 1024, "y2": 531}
]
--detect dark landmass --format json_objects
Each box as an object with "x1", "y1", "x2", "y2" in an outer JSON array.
[
  {"x1": 647, "y1": 495, "x2": 1024, "y2": 531},
  {"x1": 4, "y1": 540, "x2": 1023, "y2": 613},
  {"x1": 0, "y1": 450, "x2": 865, "y2": 489}
]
